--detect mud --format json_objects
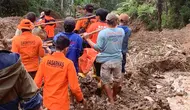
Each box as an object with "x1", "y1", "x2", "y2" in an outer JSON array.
[
  {"x1": 1, "y1": 17, "x2": 190, "y2": 110},
  {"x1": 0, "y1": 17, "x2": 21, "y2": 50},
  {"x1": 75, "y1": 24, "x2": 190, "y2": 110}
]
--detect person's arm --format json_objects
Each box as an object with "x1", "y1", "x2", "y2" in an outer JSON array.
[
  {"x1": 85, "y1": 31, "x2": 105, "y2": 52},
  {"x1": 15, "y1": 28, "x2": 22, "y2": 36},
  {"x1": 67, "y1": 61, "x2": 84, "y2": 102},
  {"x1": 77, "y1": 36, "x2": 83, "y2": 57},
  {"x1": 38, "y1": 38, "x2": 45, "y2": 57},
  {"x1": 11, "y1": 38, "x2": 19, "y2": 53},
  {"x1": 74, "y1": 20, "x2": 82, "y2": 33},
  {"x1": 86, "y1": 24, "x2": 94, "y2": 39},
  {"x1": 34, "y1": 58, "x2": 45, "y2": 88},
  {"x1": 53, "y1": 33, "x2": 61, "y2": 43},
  {"x1": 122, "y1": 28, "x2": 131, "y2": 53},
  {"x1": 85, "y1": 38, "x2": 96, "y2": 48},
  {"x1": 37, "y1": 19, "x2": 46, "y2": 28},
  {"x1": 127, "y1": 28, "x2": 132, "y2": 38}
]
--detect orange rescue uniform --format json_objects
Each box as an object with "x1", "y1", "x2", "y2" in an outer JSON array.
[
  {"x1": 86, "y1": 21, "x2": 107, "y2": 43},
  {"x1": 11, "y1": 31, "x2": 45, "y2": 72},
  {"x1": 40, "y1": 16, "x2": 56, "y2": 38},
  {"x1": 74, "y1": 17, "x2": 96, "y2": 33},
  {"x1": 34, "y1": 52, "x2": 83, "y2": 110}
]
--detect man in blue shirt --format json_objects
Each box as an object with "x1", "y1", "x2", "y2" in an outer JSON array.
[
  {"x1": 118, "y1": 13, "x2": 131, "y2": 74},
  {"x1": 53, "y1": 17, "x2": 83, "y2": 73},
  {"x1": 84, "y1": 13, "x2": 125, "y2": 104}
]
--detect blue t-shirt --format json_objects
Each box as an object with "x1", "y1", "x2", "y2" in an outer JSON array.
[
  {"x1": 94, "y1": 28, "x2": 125, "y2": 63},
  {"x1": 53, "y1": 32, "x2": 83, "y2": 72},
  {"x1": 118, "y1": 25, "x2": 131, "y2": 53}
]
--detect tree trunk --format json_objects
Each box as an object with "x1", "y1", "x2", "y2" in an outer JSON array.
[
  {"x1": 61, "y1": 0, "x2": 64, "y2": 12},
  {"x1": 165, "y1": 0, "x2": 168, "y2": 15},
  {"x1": 157, "y1": 0, "x2": 163, "y2": 32}
]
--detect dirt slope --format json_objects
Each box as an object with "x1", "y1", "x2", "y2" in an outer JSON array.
[
  {"x1": 75, "y1": 24, "x2": 190, "y2": 110},
  {"x1": 0, "y1": 17, "x2": 22, "y2": 50},
  {"x1": 1, "y1": 17, "x2": 190, "y2": 110}
]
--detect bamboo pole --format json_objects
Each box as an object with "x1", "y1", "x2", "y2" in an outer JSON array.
[
  {"x1": 35, "y1": 15, "x2": 96, "y2": 27},
  {"x1": 44, "y1": 28, "x2": 103, "y2": 46},
  {"x1": 80, "y1": 28, "x2": 103, "y2": 38}
]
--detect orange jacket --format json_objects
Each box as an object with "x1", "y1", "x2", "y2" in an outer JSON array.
[
  {"x1": 11, "y1": 31, "x2": 45, "y2": 72},
  {"x1": 74, "y1": 17, "x2": 96, "y2": 33},
  {"x1": 40, "y1": 16, "x2": 56, "y2": 38},
  {"x1": 86, "y1": 21, "x2": 107, "y2": 43},
  {"x1": 34, "y1": 52, "x2": 83, "y2": 110}
]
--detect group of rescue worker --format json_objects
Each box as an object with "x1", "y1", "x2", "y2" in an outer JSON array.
[{"x1": 0, "y1": 4, "x2": 131, "y2": 110}]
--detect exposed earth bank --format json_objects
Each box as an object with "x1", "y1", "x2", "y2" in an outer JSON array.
[{"x1": 1, "y1": 17, "x2": 190, "y2": 110}]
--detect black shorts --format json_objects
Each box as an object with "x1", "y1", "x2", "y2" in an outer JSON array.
[{"x1": 94, "y1": 61, "x2": 102, "y2": 77}]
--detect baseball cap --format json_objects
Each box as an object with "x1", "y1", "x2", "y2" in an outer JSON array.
[
  {"x1": 17, "y1": 19, "x2": 34, "y2": 30},
  {"x1": 64, "y1": 17, "x2": 76, "y2": 32},
  {"x1": 119, "y1": 13, "x2": 130, "y2": 22},
  {"x1": 64, "y1": 17, "x2": 76, "y2": 26},
  {"x1": 106, "y1": 13, "x2": 119, "y2": 22},
  {"x1": 40, "y1": 12, "x2": 45, "y2": 18}
]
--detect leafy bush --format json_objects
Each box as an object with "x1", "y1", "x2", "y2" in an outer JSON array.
[
  {"x1": 137, "y1": 4, "x2": 156, "y2": 23},
  {"x1": 0, "y1": 0, "x2": 29, "y2": 17},
  {"x1": 114, "y1": 0, "x2": 157, "y2": 30},
  {"x1": 114, "y1": 0, "x2": 138, "y2": 18},
  {"x1": 179, "y1": 5, "x2": 190, "y2": 25},
  {"x1": 137, "y1": 4, "x2": 157, "y2": 30},
  {"x1": 115, "y1": 0, "x2": 190, "y2": 30}
]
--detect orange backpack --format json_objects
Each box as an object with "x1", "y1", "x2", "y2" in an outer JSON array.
[{"x1": 78, "y1": 48, "x2": 98, "y2": 75}]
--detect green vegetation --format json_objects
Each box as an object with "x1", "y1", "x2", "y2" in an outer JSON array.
[
  {"x1": 114, "y1": 0, "x2": 190, "y2": 30},
  {"x1": 0, "y1": 0, "x2": 190, "y2": 30},
  {"x1": 0, "y1": 0, "x2": 120, "y2": 17}
]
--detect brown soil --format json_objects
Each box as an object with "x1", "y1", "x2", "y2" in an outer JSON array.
[
  {"x1": 1, "y1": 17, "x2": 190, "y2": 110},
  {"x1": 75, "y1": 24, "x2": 190, "y2": 110},
  {"x1": 0, "y1": 17, "x2": 22, "y2": 50},
  {"x1": 0, "y1": 17, "x2": 63, "y2": 50}
]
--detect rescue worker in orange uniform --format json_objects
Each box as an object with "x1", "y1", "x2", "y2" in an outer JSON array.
[
  {"x1": 80, "y1": 8, "x2": 109, "y2": 77},
  {"x1": 11, "y1": 19, "x2": 45, "y2": 79},
  {"x1": 14, "y1": 12, "x2": 47, "y2": 40},
  {"x1": 86, "y1": 8, "x2": 109, "y2": 44},
  {"x1": 40, "y1": 9, "x2": 56, "y2": 40},
  {"x1": 15, "y1": 12, "x2": 36, "y2": 36},
  {"x1": 74, "y1": 4, "x2": 96, "y2": 34},
  {"x1": 34, "y1": 36, "x2": 86, "y2": 110}
]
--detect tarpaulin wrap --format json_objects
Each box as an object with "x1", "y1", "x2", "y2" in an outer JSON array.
[{"x1": 79, "y1": 48, "x2": 98, "y2": 74}]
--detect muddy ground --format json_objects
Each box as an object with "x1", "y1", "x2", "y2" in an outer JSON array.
[
  {"x1": 0, "y1": 17, "x2": 21, "y2": 50},
  {"x1": 1, "y1": 17, "x2": 190, "y2": 110},
  {"x1": 75, "y1": 25, "x2": 190, "y2": 110}
]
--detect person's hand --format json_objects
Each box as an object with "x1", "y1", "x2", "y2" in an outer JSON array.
[
  {"x1": 82, "y1": 33, "x2": 90, "y2": 39},
  {"x1": 43, "y1": 43, "x2": 52, "y2": 54},
  {"x1": 46, "y1": 47, "x2": 52, "y2": 54}
]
